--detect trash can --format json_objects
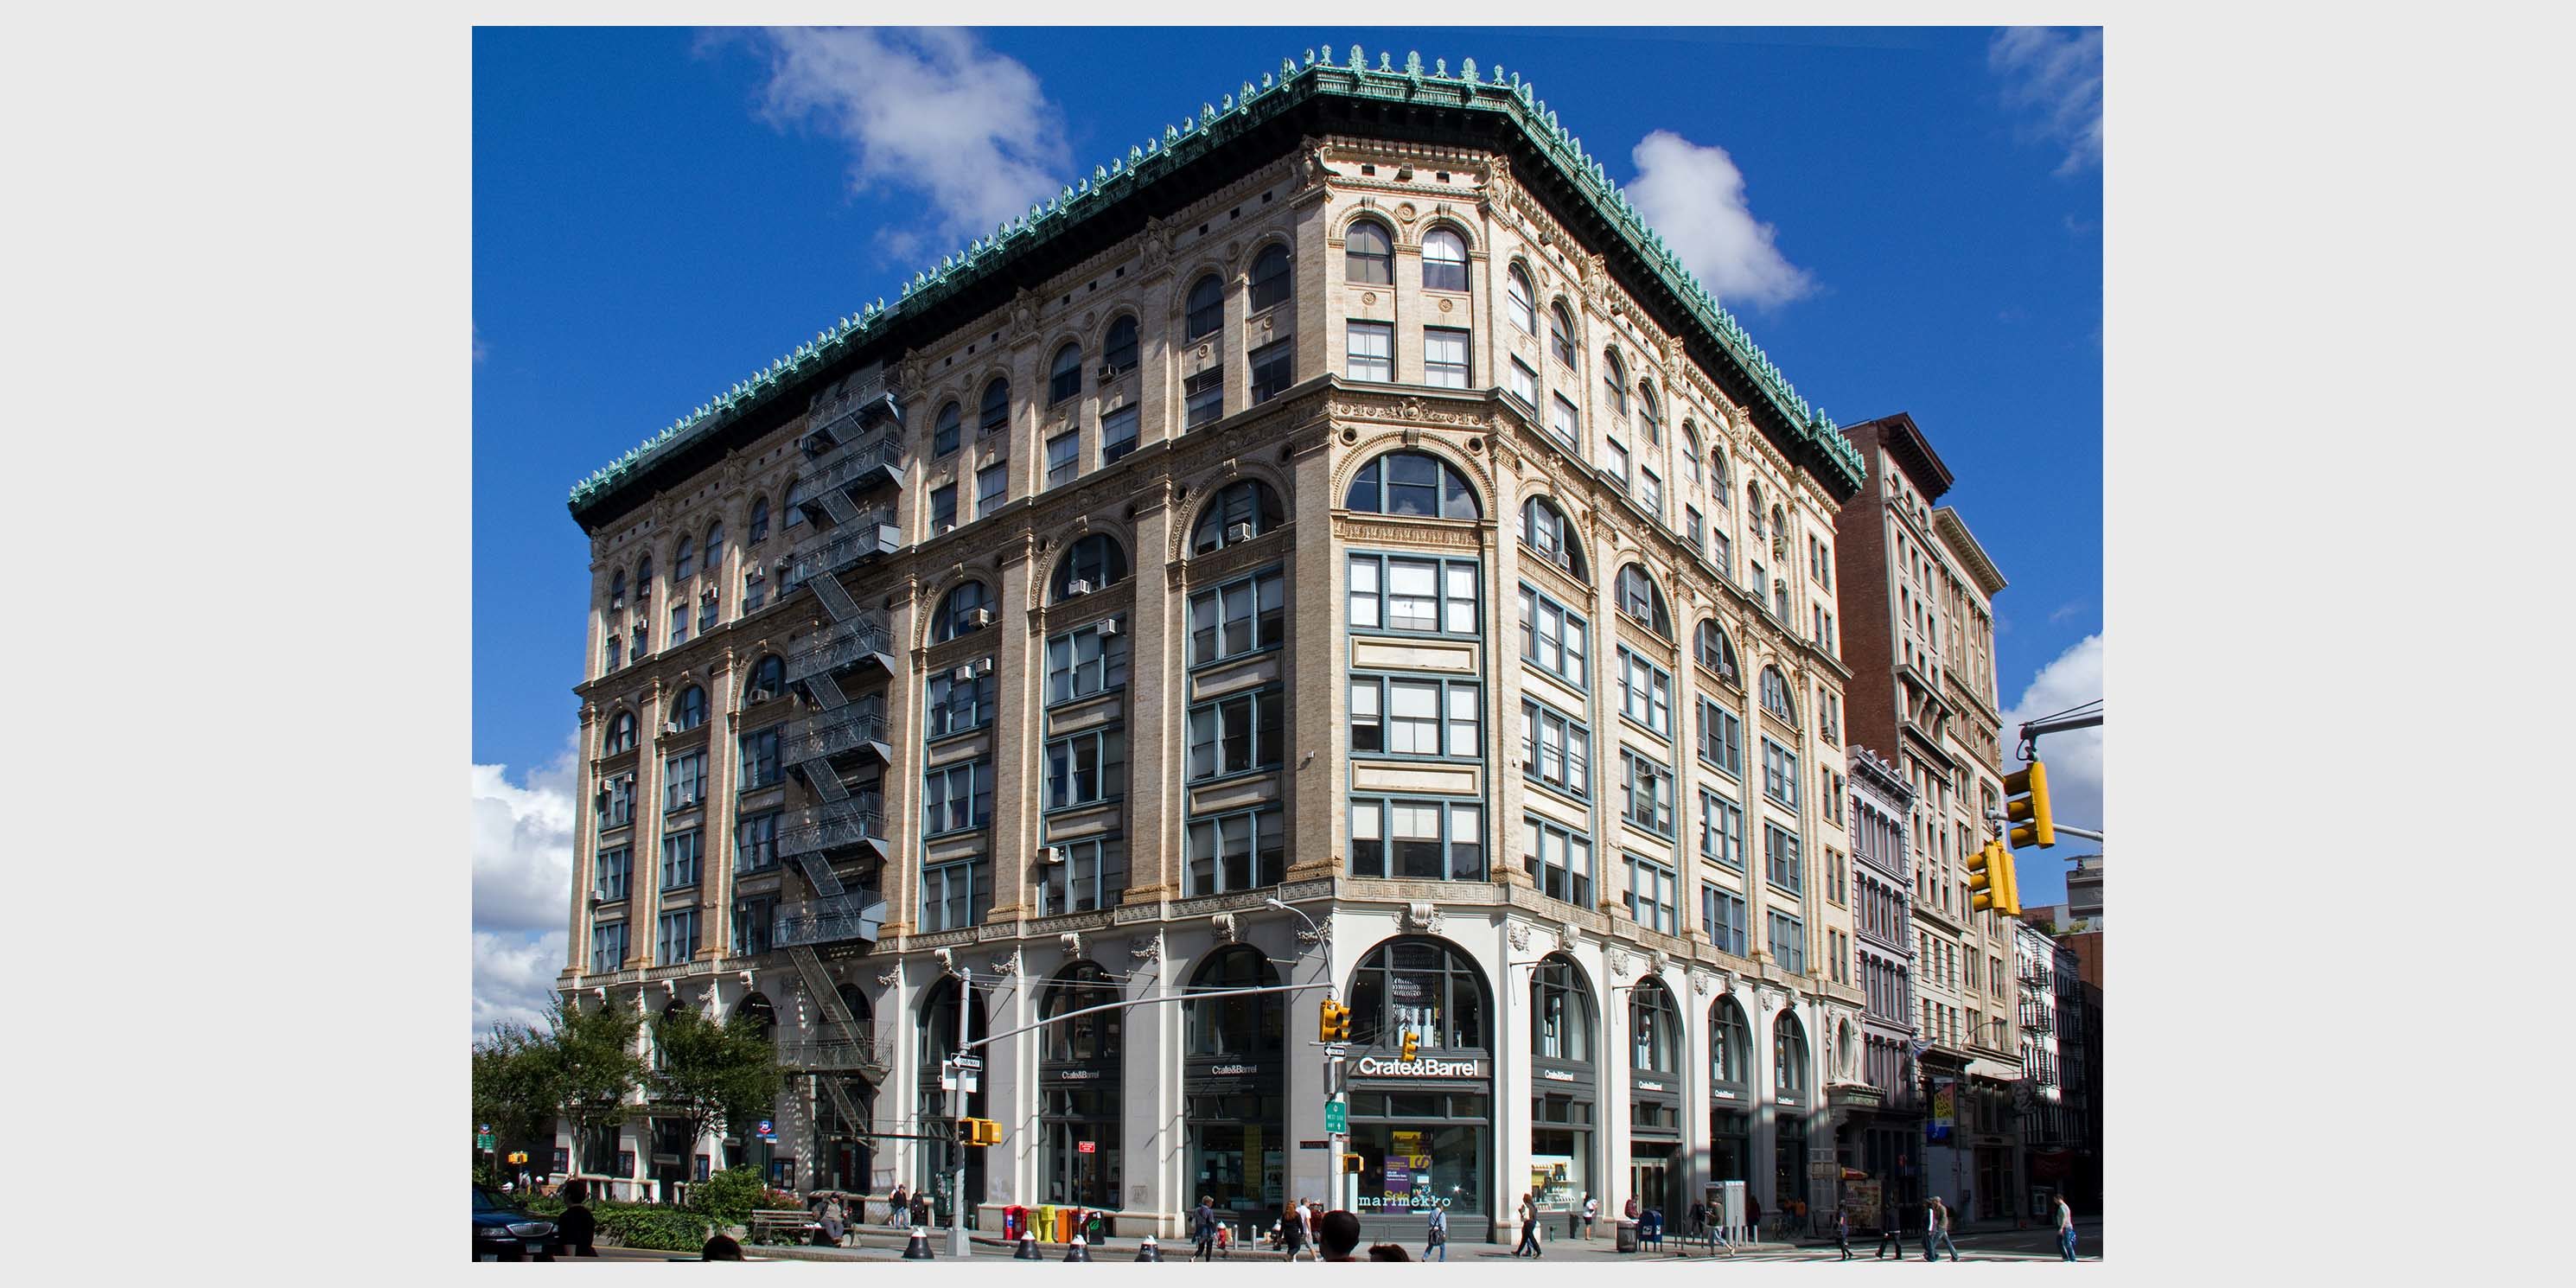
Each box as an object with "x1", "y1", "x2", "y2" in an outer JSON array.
[
  {"x1": 1035, "y1": 1204, "x2": 1057, "y2": 1241},
  {"x1": 1004, "y1": 1205, "x2": 1026, "y2": 1240},
  {"x1": 1616, "y1": 1220, "x2": 1638, "y2": 1253}
]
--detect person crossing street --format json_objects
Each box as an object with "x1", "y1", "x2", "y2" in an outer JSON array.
[
  {"x1": 2055, "y1": 1194, "x2": 2077, "y2": 1261},
  {"x1": 1924, "y1": 1196, "x2": 1961, "y2": 1262},
  {"x1": 1193, "y1": 1196, "x2": 1219, "y2": 1262},
  {"x1": 1422, "y1": 1202, "x2": 1448, "y2": 1262}
]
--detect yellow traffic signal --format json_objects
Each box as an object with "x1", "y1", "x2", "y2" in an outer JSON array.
[
  {"x1": 1400, "y1": 1030, "x2": 1420, "y2": 1062},
  {"x1": 1319, "y1": 999, "x2": 1351, "y2": 1043},
  {"x1": 2004, "y1": 760, "x2": 2056, "y2": 849},
  {"x1": 1342, "y1": 1153, "x2": 1365, "y2": 1175},
  {"x1": 1967, "y1": 840, "x2": 2023, "y2": 919},
  {"x1": 959, "y1": 1118, "x2": 1003, "y2": 1147}
]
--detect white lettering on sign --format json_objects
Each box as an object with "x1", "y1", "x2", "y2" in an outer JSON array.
[
  {"x1": 1713, "y1": 1089, "x2": 1739, "y2": 1100},
  {"x1": 1208, "y1": 1064, "x2": 1258, "y2": 1077},
  {"x1": 1541, "y1": 1069, "x2": 1577, "y2": 1082},
  {"x1": 1353, "y1": 1055, "x2": 1487, "y2": 1079},
  {"x1": 1056, "y1": 1068, "x2": 1102, "y2": 1081},
  {"x1": 1636, "y1": 1080, "x2": 1667, "y2": 1093}
]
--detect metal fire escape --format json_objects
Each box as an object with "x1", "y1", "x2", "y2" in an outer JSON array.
[{"x1": 767, "y1": 363, "x2": 905, "y2": 1157}]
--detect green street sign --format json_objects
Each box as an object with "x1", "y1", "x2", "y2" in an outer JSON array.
[
  {"x1": 476, "y1": 1134, "x2": 495, "y2": 1151},
  {"x1": 1323, "y1": 1100, "x2": 1347, "y2": 1133}
]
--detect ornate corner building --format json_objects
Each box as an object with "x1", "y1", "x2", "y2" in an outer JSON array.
[{"x1": 552, "y1": 49, "x2": 1894, "y2": 1242}]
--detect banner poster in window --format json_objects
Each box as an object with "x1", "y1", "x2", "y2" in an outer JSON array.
[
  {"x1": 1392, "y1": 1130, "x2": 1425, "y2": 1160},
  {"x1": 1385, "y1": 1160, "x2": 1413, "y2": 1196}
]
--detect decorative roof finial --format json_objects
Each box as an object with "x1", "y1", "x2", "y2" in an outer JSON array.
[
  {"x1": 1461, "y1": 57, "x2": 1476, "y2": 82},
  {"x1": 1378, "y1": 51, "x2": 1393, "y2": 72},
  {"x1": 1406, "y1": 51, "x2": 1422, "y2": 75},
  {"x1": 1349, "y1": 44, "x2": 1362, "y2": 69}
]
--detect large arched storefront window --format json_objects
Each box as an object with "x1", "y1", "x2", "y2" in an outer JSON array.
[
  {"x1": 915, "y1": 977, "x2": 989, "y2": 1215},
  {"x1": 1184, "y1": 947, "x2": 1285, "y2": 1222},
  {"x1": 1709, "y1": 995, "x2": 1753, "y2": 1188},
  {"x1": 1772, "y1": 1010, "x2": 1811, "y2": 1223},
  {"x1": 1345, "y1": 936, "x2": 1494, "y2": 1241},
  {"x1": 1627, "y1": 976, "x2": 1685, "y2": 1214},
  {"x1": 1039, "y1": 962, "x2": 1123, "y2": 1207},
  {"x1": 1528, "y1": 953, "x2": 1597, "y2": 1221}
]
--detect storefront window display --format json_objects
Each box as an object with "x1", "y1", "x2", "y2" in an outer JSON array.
[
  {"x1": 1346, "y1": 937, "x2": 1494, "y2": 1239},
  {"x1": 1348, "y1": 1092, "x2": 1489, "y2": 1220},
  {"x1": 1040, "y1": 963, "x2": 1122, "y2": 1207},
  {"x1": 915, "y1": 976, "x2": 988, "y2": 1207},
  {"x1": 1185, "y1": 947, "x2": 1285, "y2": 1220},
  {"x1": 1528, "y1": 953, "x2": 1597, "y2": 1215}
]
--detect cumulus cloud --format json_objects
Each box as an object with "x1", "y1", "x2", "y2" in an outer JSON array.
[
  {"x1": 1990, "y1": 27, "x2": 2103, "y2": 176},
  {"x1": 1999, "y1": 634, "x2": 2104, "y2": 842},
  {"x1": 746, "y1": 27, "x2": 1071, "y2": 259},
  {"x1": 1622, "y1": 131, "x2": 1814, "y2": 309},
  {"x1": 472, "y1": 738, "x2": 577, "y2": 1040}
]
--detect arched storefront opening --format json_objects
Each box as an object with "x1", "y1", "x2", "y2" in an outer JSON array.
[
  {"x1": 1346, "y1": 935, "x2": 1494, "y2": 1242},
  {"x1": 1184, "y1": 946, "x2": 1285, "y2": 1224},
  {"x1": 916, "y1": 977, "x2": 990, "y2": 1217},
  {"x1": 1527, "y1": 953, "x2": 1597, "y2": 1224},
  {"x1": 1710, "y1": 994, "x2": 1753, "y2": 1189},
  {"x1": 1039, "y1": 962, "x2": 1124, "y2": 1207},
  {"x1": 1627, "y1": 976, "x2": 1685, "y2": 1214},
  {"x1": 1772, "y1": 1009, "x2": 1811, "y2": 1222}
]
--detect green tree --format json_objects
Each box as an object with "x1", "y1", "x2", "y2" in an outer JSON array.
[
  {"x1": 472, "y1": 1022, "x2": 559, "y2": 1181},
  {"x1": 494, "y1": 995, "x2": 650, "y2": 1178},
  {"x1": 648, "y1": 1006, "x2": 783, "y2": 1176}
]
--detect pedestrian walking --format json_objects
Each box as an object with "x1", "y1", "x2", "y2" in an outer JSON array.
[
  {"x1": 1874, "y1": 1201, "x2": 1906, "y2": 1259},
  {"x1": 1581, "y1": 1193, "x2": 1598, "y2": 1240},
  {"x1": 2054, "y1": 1194, "x2": 2076, "y2": 1262},
  {"x1": 1282, "y1": 1198, "x2": 1309, "y2": 1261},
  {"x1": 1194, "y1": 1195, "x2": 1219, "y2": 1262},
  {"x1": 913, "y1": 1193, "x2": 932, "y2": 1228},
  {"x1": 1514, "y1": 1192, "x2": 1542, "y2": 1257},
  {"x1": 1925, "y1": 1196, "x2": 1960, "y2": 1262},
  {"x1": 1834, "y1": 1208, "x2": 1852, "y2": 1260},
  {"x1": 1687, "y1": 1199, "x2": 1707, "y2": 1240},
  {"x1": 1423, "y1": 1202, "x2": 1448, "y2": 1263},
  {"x1": 889, "y1": 1183, "x2": 909, "y2": 1227}
]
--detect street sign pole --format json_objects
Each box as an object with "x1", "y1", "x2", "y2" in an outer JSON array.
[{"x1": 949, "y1": 969, "x2": 971, "y2": 1259}]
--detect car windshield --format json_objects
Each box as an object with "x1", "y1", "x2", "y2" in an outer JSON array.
[{"x1": 474, "y1": 1187, "x2": 505, "y2": 1212}]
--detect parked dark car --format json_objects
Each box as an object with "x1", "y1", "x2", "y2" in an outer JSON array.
[{"x1": 474, "y1": 1184, "x2": 561, "y2": 1261}]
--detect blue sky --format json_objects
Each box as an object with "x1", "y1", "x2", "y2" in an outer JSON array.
[{"x1": 472, "y1": 26, "x2": 2104, "y2": 1030}]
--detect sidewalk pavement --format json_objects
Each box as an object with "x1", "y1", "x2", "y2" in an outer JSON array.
[{"x1": 749, "y1": 1223, "x2": 1796, "y2": 1263}]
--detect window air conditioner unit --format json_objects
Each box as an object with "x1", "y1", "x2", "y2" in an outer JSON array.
[
  {"x1": 952, "y1": 665, "x2": 977, "y2": 683},
  {"x1": 663, "y1": 721, "x2": 682, "y2": 735},
  {"x1": 1040, "y1": 846, "x2": 1068, "y2": 865},
  {"x1": 1095, "y1": 619, "x2": 1119, "y2": 638},
  {"x1": 972, "y1": 657, "x2": 994, "y2": 676},
  {"x1": 1065, "y1": 578, "x2": 1094, "y2": 596},
  {"x1": 966, "y1": 608, "x2": 996, "y2": 628},
  {"x1": 1097, "y1": 365, "x2": 1118, "y2": 381},
  {"x1": 937, "y1": 522, "x2": 955, "y2": 536},
  {"x1": 1225, "y1": 521, "x2": 1257, "y2": 543}
]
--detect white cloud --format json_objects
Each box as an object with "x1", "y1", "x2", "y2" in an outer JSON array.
[
  {"x1": 1990, "y1": 27, "x2": 2103, "y2": 176},
  {"x1": 1622, "y1": 131, "x2": 1814, "y2": 309},
  {"x1": 1999, "y1": 634, "x2": 2104, "y2": 841},
  {"x1": 472, "y1": 738, "x2": 577, "y2": 1040},
  {"x1": 746, "y1": 27, "x2": 1070, "y2": 258}
]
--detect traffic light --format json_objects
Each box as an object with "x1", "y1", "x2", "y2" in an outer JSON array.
[
  {"x1": 1342, "y1": 1153, "x2": 1365, "y2": 1175},
  {"x1": 507, "y1": 1151, "x2": 528, "y2": 1166},
  {"x1": 1400, "y1": 1030, "x2": 1419, "y2": 1062},
  {"x1": 1319, "y1": 998, "x2": 1351, "y2": 1043},
  {"x1": 1967, "y1": 839, "x2": 2022, "y2": 919},
  {"x1": 958, "y1": 1118, "x2": 1003, "y2": 1147},
  {"x1": 2003, "y1": 760, "x2": 2056, "y2": 849}
]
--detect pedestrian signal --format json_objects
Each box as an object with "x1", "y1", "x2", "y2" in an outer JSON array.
[
  {"x1": 1400, "y1": 1030, "x2": 1419, "y2": 1062},
  {"x1": 2003, "y1": 760, "x2": 2056, "y2": 849},
  {"x1": 959, "y1": 1118, "x2": 1003, "y2": 1147},
  {"x1": 1341, "y1": 1153, "x2": 1364, "y2": 1175},
  {"x1": 1318, "y1": 998, "x2": 1351, "y2": 1043},
  {"x1": 1967, "y1": 839, "x2": 2023, "y2": 919}
]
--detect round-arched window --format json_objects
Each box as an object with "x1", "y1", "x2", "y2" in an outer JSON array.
[
  {"x1": 736, "y1": 992, "x2": 778, "y2": 1045},
  {"x1": 979, "y1": 379, "x2": 1011, "y2": 437},
  {"x1": 1345, "y1": 220, "x2": 1393, "y2": 285},
  {"x1": 1507, "y1": 264, "x2": 1537, "y2": 335},
  {"x1": 1248, "y1": 243, "x2": 1291, "y2": 312},
  {"x1": 1102, "y1": 315, "x2": 1139, "y2": 373},
  {"x1": 673, "y1": 535, "x2": 695, "y2": 584},
  {"x1": 1638, "y1": 383, "x2": 1662, "y2": 444},
  {"x1": 1630, "y1": 977, "x2": 1681, "y2": 1074},
  {"x1": 749, "y1": 496, "x2": 770, "y2": 543},
  {"x1": 1711, "y1": 996, "x2": 1750, "y2": 1091},
  {"x1": 1186, "y1": 273, "x2": 1225, "y2": 341},
  {"x1": 673, "y1": 685, "x2": 708, "y2": 730},
  {"x1": 703, "y1": 521, "x2": 725, "y2": 572},
  {"x1": 1530, "y1": 954, "x2": 1594, "y2": 1063},
  {"x1": 1051, "y1": 534, "x2": 1128, "y2": 600},
  {"x1": 606, "y1": 710, "x2": 638, "y2": 754},
  {"x1": 1191, "y1": 479, "x2": 1285, "y2": 554},
  {"x1": 1760, "y1": 666, "x2": 1798, "y2": 724},
  {"x1": 609, "y1": 569, "x2": 627, "y2": 609},
  {"x1": 1521, "y1": 496, "x2": 1586, "y2": 579},
  {"x1": 1549, "y1": 303, "x2": 1578, "y2": 367},
  {"x1": 1049, "y1": 342, "x2": 1083, "y2": 405},
  {"x1": 1349, "y1": 936, "x2": 1489, "y2": 1052},
  {"x1": 747, "y1": 654, "x2": 785, "y2": 702},
  {"x1": 1186, "y1": 945, "x2": 1282, "y2": 1057},
  {"x1": 932, "y1": 581, "x2": 994, "y2": 641},
  {"x1": 1696, "y1": 621, "x2": 1741, "y2": 685},
  {"x1": 933, "y1": 402, "x2": 963, "y2": 457},
  {"x1": 1602, "y1": 350, "x2": 1629, "y2": 419},
  {"x1": 1421, "y1": 227, "x2": 1469, "y2": 292},
  {"x1": 1616, "y1": 563, "x2": 1674, "y2": 638},
  {"x1": 1042, "y1": 961, "x2": 1121, "y2": 1063},
  {"x1": 1775, "y1": 1011, "x2": 1808, "y2": 1097},
  {"x1": 1344, "y1": 450, "x2": 1479, "y2": 520}
]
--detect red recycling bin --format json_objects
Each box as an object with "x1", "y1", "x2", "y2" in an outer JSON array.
[{"x1": 1003, "y1": 1206, "x2": 1028, "y2": 1240}]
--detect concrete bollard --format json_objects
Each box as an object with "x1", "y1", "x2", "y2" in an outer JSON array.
[
  {"x1": 1134, "y1": 1236, "x2": 1160, "y2": 1262},
  {"x1": 1064, "y1": 1234, "x2": 1092, "y2": 1262},
  {"x1": 902, "y1": 1227, "x2": 935, "y2": 1259},
  {"x1": 1017, "y1": 1232, "x2": 1043, "y2": 1260}
]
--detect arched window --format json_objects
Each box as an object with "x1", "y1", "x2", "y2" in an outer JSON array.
[
  {"x1": 1696, "y1": 620, "x2": 1742, "y2": 685},
  {"x1": 1049, "y1": 342, "x2": 1083, "y2": 405},
  {"x1": 1191, "y1": 479, "x2": 1285, "y2": 554},
  {"x1": 749, "y1": 496, "x2": 770, "y2": 543},
  {"x1": 1616, "y1": 563, "x2": 1674, "y2": 637},
  {"x1": 1711, "y1": 996, "x2": 1750, "y2": 1091},
  {"x1": 1682, "y1": 424, "x2": 1702, "y2": 486},
  {"x1": 1344, "y1": 450, "x2": 1479, "y2": 520},
  {"x1": 736, "y1": 992, "x2": 777, "y2": 1045},
  {"x1": 978, "y1": 379, "x2": 1011, "y2": 437},
  {"x1": 1549, "y1": 303, "x2": 1577, "y2": 367},
  {"x1": 932, "y1": 581, "x2": 993, "y2": 641},
  {"x1": 747, "y1": 654, "x2": 785, "y2": 702},
  {"x1": 1186, "y1": 945, "x2": 1281, "y2": 1057},
  {"x1": 1349, "y1": 935, "x2": 1489, "y2": 1051},
  {"x1": 1746, "y1": 481, "x2": 1765, "y2": 530},
  {"x1": 932, "y1": 401, "x2": 963, "y2": 458},
  {"x1": 1770, "y1": 505, "x2": 1789, "y2": 547},
  {"x1": 1774, "y1": 1011, "x2": 1808, "y2": 1097},
  {"x1": 1602, "y1": 350, "x2": 1629, "y2": 419},
  {"x1": 1712, "y1": 451, "x2": 1732, "y2": 502},
  {"x1": 1638, "y1": 383, "x2": 1662, "y2": 445},
  {"x1": 606, "y1": 711, "x2": 638, "y2": 754},
  {"x1": 1101, "y1": 316, "x2": 1139, "y2": 374},
  {"x1": 1530, "y1": 953, "x2": 1594, "y2": 1062},
  {"x1": 1051, "y1": 534, "x2": 1128, "y2": 600},
  {"x1": 1421, "y1": 227, "x2": 1469, "y2": 292},
  {"x1": 702, "y1": 521, "x2": 725, "y2": 573},
  {"x1": 609, "y1": 570, "x2": 627, "y2": 609},
  {"x1": 1042, "y1": 961, "x2": 1122, "y2": 1063},
  {"x1": 1520, "y1": 496, "x2": 1586, "y2": 579},
  {"x1": 1185, "y1": 273, "x2": 1224, "y2": 341},
  {"x1": 1248, "y1": 243, "x2": 1291, "y2": 312},
  {"x1": 1630, "y1": 977, "x2": 1680, "y2": 1074},
  {"x1": 1506, "y1": 264, "x2": 1537, "y2": 335},
  {"x1": 634, "y1": 555, "x2": 653, "y2": 596},
  {"x1": 672, "y1": 537, "x2": 694, "y2": 585},
  {"x1": 916, "y1": 977, "x2": 989, "y2": 1142},
  {"x1": 1345, "y1": 220, "x2": 1393, "y2": 285},
  {"x1": 673, "y1": 685, "x2": 707, "y2": 731},
  {"x1": 1760, "y1": 666, "x2": 1797, "y2": 724}
]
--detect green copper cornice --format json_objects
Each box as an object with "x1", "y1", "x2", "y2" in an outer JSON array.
[{"x1": 568, "y1": 43, "x2": 1863, "y2": 520}]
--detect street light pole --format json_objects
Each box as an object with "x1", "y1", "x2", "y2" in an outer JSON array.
[{"x1": 948, "y1": 967, "x2": 972, "y2": 1258}]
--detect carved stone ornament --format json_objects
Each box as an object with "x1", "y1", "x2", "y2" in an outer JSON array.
[
  {"x1": 1058, "y1": 932, "x2": 1083, "y2": 959},
  {"x1": 992, "y1": 949, "x2": 1024, "y2": 978},
  {"x1": 1691, "y1": 972, "x2": 1715, "y2": 997},
  {"x1": 1508, "y1": 923, "x2": 1533, "y2": 953},
  {"x1": 876, "y1": 968, "x2": 902, "y2": 987},
  {"x1": 1558, "y1": 921, "x2": 1582, "y2": 952},
  {"x1": 1297, "y1": 917, "x2": 1333, "y2": 947},
  {"x1": 1211, "y1": 911, "x2": 1240, "y2": 945},
  {"x1": 1402, "y1": 901, "x2": 1444, "y2": 934},
  {"x1": 1130, "y1": 934, "x2": 1164, "y2": 963}
]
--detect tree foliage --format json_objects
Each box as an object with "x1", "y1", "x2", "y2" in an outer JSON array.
[
  {"x1": 470, "y1": 995, "x2": 650, "y2": 1177},
  {"x1": 649, "y1": 1007, "x2": 783, "y2": 1169}
]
